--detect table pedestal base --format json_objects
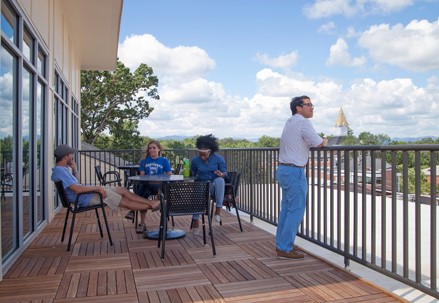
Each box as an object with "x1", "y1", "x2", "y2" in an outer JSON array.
[{"x1": 144, "y1": 229, "x2": 186, "y2": 240}]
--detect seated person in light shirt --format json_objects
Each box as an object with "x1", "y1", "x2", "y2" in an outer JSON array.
[
  {"x1": 51, "y1": 144, "x2": 160, "y2": 213},
  {"x1": 134, "y1": 140, "x2": 172, "y2": 234},
  {"x1": 190, "y1": 134, "x2": 227, "y2": 234}
]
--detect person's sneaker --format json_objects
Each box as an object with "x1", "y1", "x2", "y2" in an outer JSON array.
[
  {"x1": 214, "y1": 215, "x2": 221, "y2": 223},
  {"x1": 277, "y1": 249, "x2": 304, "y2": 260},
  {"x1": 125, "y1": 210, "x2": 134, "y2": 220},
  {"x1": 136, "y1": 223, "x2": 147, "y2": 234}
]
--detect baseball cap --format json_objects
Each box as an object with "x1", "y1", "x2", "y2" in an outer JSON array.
[{"x1": 54, "y1": 144, "x2": 76, "y2": 158}]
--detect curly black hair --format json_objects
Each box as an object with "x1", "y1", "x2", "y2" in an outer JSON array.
[{"x1": 196, "y1": 134, "x2": 219, "y2": 153}]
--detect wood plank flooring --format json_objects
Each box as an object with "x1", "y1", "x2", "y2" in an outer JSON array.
[{"x1": 0, "y1": 206, "x2": 407, "y2": 302}]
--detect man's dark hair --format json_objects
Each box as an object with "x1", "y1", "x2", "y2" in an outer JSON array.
[
  {"x1": 290, "y1": 95, "x2": 310, "y2": 115},
  {"x1": 196, "y1": 134, "x2": 219, "y2": 153}
]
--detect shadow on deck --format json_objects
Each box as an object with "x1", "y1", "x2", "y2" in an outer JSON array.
[{"x1": 0, "y1": 206, "x2": 406, "y2": 302}]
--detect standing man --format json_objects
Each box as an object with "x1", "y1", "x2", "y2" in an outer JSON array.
[{"x1": 276, "y1": 96, "x2": 328, "y2": 259}]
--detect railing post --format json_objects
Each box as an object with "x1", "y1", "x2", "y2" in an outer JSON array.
[
  {"x1": 344, "y1": 149, "x2": 351, "y2": 268},
  {"x1": 249, "y1": 149, "x2": 254, "y2": 223}
]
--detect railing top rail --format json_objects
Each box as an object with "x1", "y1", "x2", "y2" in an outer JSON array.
[{"x1": 313, "y1": 144, "x2": 439, "y2": 152}]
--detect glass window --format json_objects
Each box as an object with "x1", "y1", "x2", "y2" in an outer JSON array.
[
  {"x1": 23, "y1": 27, "x2": 34, "y2": 63},
  {"x1": 71, "y1": 97, "x2": 79, "y2": 150},
  {"x1": 36, "y1": 81, "x2": 44, "y2": 224},
  {"x1": 0, "y1": 44, "x2": 18, "y2": 259},
  {"x1": 37, "y1": 49, "x2": 45, "y2": 76},
  {"x1": 22, "y1": 67, "x2": 34, "y2": 238},
  {"x1": 1, "y1": 0, "x2": 17, "y2": 45}
]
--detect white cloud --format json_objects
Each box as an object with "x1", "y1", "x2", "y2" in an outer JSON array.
[
  {"x1": 319, "y1": 21, "x2": 337, "y2": 34},
  {"x1": 0, "y1": 70, "x2": 13, "y2": 138},
  {"x1": 358, "y1": 18, "x2": 439, "y2": 71},
  {"x1": 304, "y1": 0, "x2": 357, "y2": 18},
  {"x1": 254, "y1": 51, "x2": 299, "y2": 70},
  {"x1": 326, "y1": 38, "x2": 367, "y2": 67},
  {"x1": 118, "y1": 34, "x2": 439, "y2": 140},
  {"x1": 346, "y1": 26, "x2": 360, "y2": 38},
  {"x1": 118, "y1": 34, "x2": 215, "y2": 82},
  {"x1": 304, "y1": 0, "x2": 415, "y2": 19},
  {"x1": 340, "y1": 77, "x2": 438, "y2": 136}
]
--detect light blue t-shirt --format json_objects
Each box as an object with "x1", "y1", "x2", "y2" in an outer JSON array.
[
  {"x1": 139, "y1": 157, "x2": 172, "y2": 175},
  {"x1": 51, "y1": 166, "x2": 92, "y2": 208}
]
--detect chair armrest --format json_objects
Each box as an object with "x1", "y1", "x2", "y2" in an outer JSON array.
[{"x1": 73, "y1": 190, "x2": 104, "y2": 209}]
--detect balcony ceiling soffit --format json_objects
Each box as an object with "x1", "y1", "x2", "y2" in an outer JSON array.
[{"x1": 60, "y1": 0, "x2": 123, "y2": 70}]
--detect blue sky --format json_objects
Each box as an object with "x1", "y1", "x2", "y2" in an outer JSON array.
[{"x1": 118, "y1": 0, "x2": 439, "y2": 140}]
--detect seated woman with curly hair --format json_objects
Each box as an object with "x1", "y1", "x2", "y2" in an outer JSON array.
[{"x1": 190, "y1": 134, "x2": 227, "y2": 234}]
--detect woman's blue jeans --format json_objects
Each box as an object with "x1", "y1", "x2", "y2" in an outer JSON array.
[{"x1": 192, "y1": 177, "x2": 225, "y2": 220}]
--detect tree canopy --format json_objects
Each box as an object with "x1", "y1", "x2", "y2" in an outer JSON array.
[{"x1": 81, "y1": 60, "x2": 159, "y2": 147}]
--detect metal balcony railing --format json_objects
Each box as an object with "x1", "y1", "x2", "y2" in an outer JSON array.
[{"x1": 77, "y1": 145, "x2": 438, "y2": 299}]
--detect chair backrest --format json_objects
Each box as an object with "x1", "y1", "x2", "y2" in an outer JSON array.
[
  {"x1": 1, "y1": 172, "x2": 13, "y2": 187},
  {"x1": 163, "y1": 181, "x2": 210, "y2": 216},
  {"x1": 94, "y1": 165, "x2": 104, "y2": 184},
  {"x1": 226, "y1": 171, "x2": 241, "y2": 194},
  {"x1": 54, "y1": 180, "x2": 70, "y2": 208}
]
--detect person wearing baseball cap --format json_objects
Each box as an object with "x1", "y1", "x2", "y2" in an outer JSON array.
[{"x1": 51, "y1": 144, "x2": 160, "y2": 212}]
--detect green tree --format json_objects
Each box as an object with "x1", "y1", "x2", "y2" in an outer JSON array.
[
  {"x1": 256, "y1": 135, "x2": 280, "y2": 147},
  {"x1": 347, "y1": 126, "x2": 354, "y2": 136},
  {"x1": 342, "y1": 135, "x2": 361, "y2": 145},
  {"x1": 358, "y1": 132, "x2": 390, "y2": 145},
  {"x1": 415, "y1": 137, "x2": 435, "y2": 144},
  {"x1": 219, "y1": 137, "x2": 256, "y2": 148},
  {"x1": 81, "y1": 59, "x2": 159, "y2": 147}
]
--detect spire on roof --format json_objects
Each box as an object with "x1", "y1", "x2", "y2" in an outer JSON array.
[{"x1": 335, "y1": 107, "x2": 349, "y2": 127}]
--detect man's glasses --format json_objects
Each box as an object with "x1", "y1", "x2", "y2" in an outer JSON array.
[{"x1": 301, "y1": 103, "x2": 314, "y2": 108}]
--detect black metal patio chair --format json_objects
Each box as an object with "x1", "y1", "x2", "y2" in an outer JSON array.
[
  {"x1": 158, "y1": 181, "x2": 215, "y2": 259},
  {"x1": 54, "y1": 180, "x2": 113, "y2": 251},
  {"x1": 95, "y1": 165, "x2": 122, "y2": 187}
]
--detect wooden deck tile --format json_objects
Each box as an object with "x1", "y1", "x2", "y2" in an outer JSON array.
[
  {"x1": 65, "y1": 254, "x2": 131, "y2": 272},
  {"x1": 215, "y1": 276, "x2": 312, "y2": 303},
  {"x1": 227, "y1": 229, "x2": 274, "y2": 243},
  {"x1": 188, "y1": 244, "x2": 252, "y2": 264},
  {"x1": 0, "y1": 275, "x2": 62, "y2": 302},
  {"x1": 134, "y1": 265, "x2": 210, "y2": 291}
]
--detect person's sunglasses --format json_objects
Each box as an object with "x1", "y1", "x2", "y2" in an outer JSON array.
[{"x1": 301, "y1": 103, "x2": 314, "y2": 108}]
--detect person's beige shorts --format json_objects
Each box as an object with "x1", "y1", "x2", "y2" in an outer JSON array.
[{"x1": 89, "y1": 186, "x2": 121, "y2": 210}]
